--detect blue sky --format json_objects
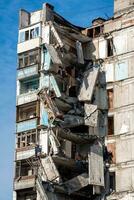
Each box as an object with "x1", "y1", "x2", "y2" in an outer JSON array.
[{"x1": 0, "y1": 0, "x2": 113, "y2": 199}]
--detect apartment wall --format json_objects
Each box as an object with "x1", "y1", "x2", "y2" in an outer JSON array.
[
  {"x1": 104, "y1": 11, "x2": 134, "y2": 200},
  {"x1": 114, "y1": 0, "x2": 134, "y2": 16},
  {"x1": 86, "y1": 8, "x2": 134, "y2": 199}
]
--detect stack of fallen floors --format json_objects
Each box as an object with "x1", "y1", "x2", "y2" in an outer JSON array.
[{"x1": 35, "y1": 18, "x2": 108, "y2": 200}]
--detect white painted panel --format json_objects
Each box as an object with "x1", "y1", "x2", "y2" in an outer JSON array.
[
  {"x1": 17, "y1": 37, "x2": 41, "y2": 53},
  {"x1": 114, "y1": 110, "x2": 130, "y2": 135},
  {"x1": 89, "y1": 143, "x2": 104, "y2": 186},
  {"x1": 16, "y1": 148, "x2": 35, "y2": 160},
  {"x1": 40, "y1": 130, "x2": 48, "y2": 154},
  {"x1": 116, "y1": 137, "x2": 134, "y2": 163},
  {"x1": 115, "y1": 61, "x2": 128, "y2": 81},
  {"x1": 14, "y1": 177, "x2": 35, "y2": 190},
  {"x1": 114, "y1": 81, "x2": 129, "y2": 108},
  {"x1": 127, "y1": 29, "x2": 134, "y2": 52},
  {"x1": 99, "y1": 39, "x2": 107, "y2": 59},
  {"x1": 42, "y1": 24, "x2": 50, "y2": 44},
  {"x1": 105, "y1": 63, "x2": 114, "y2": 82},
  {"x1": 78, "y1": 67, "x2": 99, "y2": 101},
  {"x1": 30, "y1": 11, "x2": 41, "y2": 24},
  {"x1": 41, "y1": 156, "x2": 60, "y2": 182},
  {"x1": 17, "y1": 91, "x2": 38, "y2": 105},
  {"x1": 116, "y1": 168, "x2": 132, "y2": 192},
  {"x1": 113, "y1": 34, "x2": 127, "y2": 55},
  {"x1": 17, "y1": 64, "x2": 38, "y2": 80},
  {"x1": 114, "y1": 78, "x2": 134, "y2": 108},
  {"x1": 13, "y1": 191, "x2": 17, "y2": 200}
]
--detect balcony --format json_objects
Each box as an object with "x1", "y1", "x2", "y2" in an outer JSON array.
[
  {"x1": 16, "y1": 147, "x2": 35, "y2": 160},
  {"x1": 14, "y1": 175, "x2": 35, "y2": 190},
  {"x1": 18, "y1": 37, "x2": 41, "y2": 54},
  {"x1": 17, "y1": 91, "x2": 38, "y2": 105},
  {"x1": 16, "y1": 118, "x2": 38, "y2": 133},
  {"x1": 17, "y1": 64, "x2": 39, "y2": 80},
  {"x1": 17, "y1": 23, "x2": 41, "y2": 54}
]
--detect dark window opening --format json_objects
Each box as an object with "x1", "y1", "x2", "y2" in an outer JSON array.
[
  {"x1": 71, "y1": 143, "x2": 76, "y2": 159},
  {"x1": 87, "y1": 29, "x2": 93, "y2": 38},
  {"x1": 108, "y1": 116, "x2": 114, "y2": 136},
  {"x1": 70, "y1": 125, "x2": 89, "y2": 134},
  {"x1": 24, "y1": 56, "x2": 29, "y2": 66},
  {"x1": 17, "y1": 189, "x2": 37, "y2": 200},
  {"x1": 94, "y1": 26, "x2": 101, "y2": 37},
  {"x1": 107, "y1": 38, "x2": 113, "y2": 57},
  {"x1": 19, "y1": 58, "x2": 23, "y2": 68},
  {"x1": 107, "y1": 88, "x2": 113, "y2": 109},
  {"x1": 30, "y1": 29, "x2": 34, "y2": 39},
  {"x1": 25, "y1": 30, "x2": 29, "y2": 41},
  {"x1": 15, "y1": 161, "x2": 34, "y2": 178},
  {"x1": 109, "y1": 172, "x2": 115, "y2": 192},
  {"x1": 69, "y1": 86, "x2": 77, "y2": 97},
  {"x1": 16, "y1": 102, "x2": 38, "y2": 122}
]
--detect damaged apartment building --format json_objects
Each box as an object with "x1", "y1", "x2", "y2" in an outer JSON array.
[
  {"x1": 13, "y1": 0, "x2": 134, "y2": 200},
  {"x1": 82, "y1": 0, "x2": 134, "y2": 199},
  {"x1": 13, "y1": 2, "x2": 108, "y2": 200},
  {"x1": 13, "y1": 0, "x2": 134, "y2": 199}
]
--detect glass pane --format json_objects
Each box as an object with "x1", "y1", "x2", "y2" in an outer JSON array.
[
  {"x1": 32, "y1": 134, "x2": 36, "y2": 143},
  {"x1": 34, "y1": 27, "x2": 39, "y2": 37},
  {"x1": 29, "y1": 54, "x2": 35, "y2": 65},
  {"x1": 19, "y1": 58, "x2": 23, "y2": 68},
  {"x1": 27, "y1": 135, "x2": 30, "y2": 146},
  {"x1": 24, "y1": 56, "x2": 29, "y2": 66},
  {"x1": 19, "y1": 32, "x2": 25, "y2": 43},
  {"x1": 20, "y1": 78, "x2": 39, "y2": 94},
  {"x1": 17, "y1": 138, "x2": 20, "y2": 148},
  {"x1": 30, "y1": 29, "x2": 34, "y2": 39}
]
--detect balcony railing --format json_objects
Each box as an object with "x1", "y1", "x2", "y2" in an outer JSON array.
[
  {"x1": 17, "y1": 91, "x2": 38, "y2": 105},
  {"x1": 16, "y1": 146, "x2": 35, "y2": 160},
  {"x1": 17, "y1": 64, "x2": 39, "y2": 80},
  {"x1": 16, "y1": 118, "x2": 38, "y2": 133},
  {"x1": 14, "y1": 175, "x2": 35, "y2": 190}
]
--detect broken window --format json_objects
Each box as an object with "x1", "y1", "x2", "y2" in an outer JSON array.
[
  {"x1": 107, "y1": 38, "x2": 113, "y2": 57},
  {"x1": 94, "y1": 26, "x2": 101, "y2": 37},
  {"x1": 108, "y1": 116, "x2": 114, "y2": 136},
  {"x1": 109, "y1": 172, "x2": 115, "y2": 192},
  {"x1": 18, "y1": 49, "x2": 39, "y2": 68},
  {"x1": 87, "y1": 26, "x2": 103, "y2": 38},
  {"x1": 15, "y1": 161, "x2": 34, "y2": 177},
  {"x1": 107, "y1": 88, "x2": 113, "y2": 109},
  {"x1": 16, "y1": 101, "x2": 38, "y2": 122},
  {"x1": 17, "y1": 130, "x2": 38, "y2": 148},
  {"x1": 20, "y1": 77, "x2": 39, "y2": 94},
  {"x1": 69, "y1": 86, "x2": 77, "y2": 97},
  {"x1": 17, "y1": 189, "x2": 36, "y2": 200},
  {"x1": 87, "y1": 29, "x2": 93, "y2": 38}
]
